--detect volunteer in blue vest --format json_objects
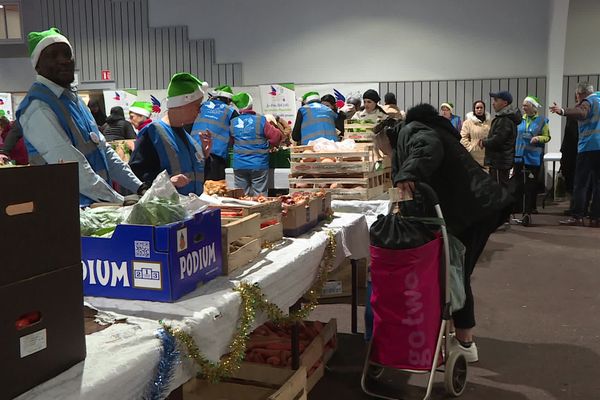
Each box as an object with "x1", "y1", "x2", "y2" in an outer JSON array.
[
  {"x1": 291, "y1": 92, "x2": 338, "y2": 145},
  {"x1": 440, "y1": 102, "x2": 462, "y2": 132},
  {"x1": 129, "y1": 73, "x2": 212, "y2": 195},
  {"x1": 191, "y1": 85, "x2": 239, "y2": 181},
  {"x1": 230, "y1": 92, "x2": 283, "y2": 196},
  {"x1": 551, "y1": 82, "x2": 600, "y2": 227},
  {"x1": 17, "y1": 27, "x2": 145, "y2": 207},
  {"x1": 128, "y1": 101, "x2": 153, "y2": 132},
  {"x1": 513, "y1": 95, "x2": 550, "y2": 226}
]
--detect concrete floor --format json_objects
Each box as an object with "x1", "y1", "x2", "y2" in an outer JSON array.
[{"x1": 309, "y1": 204, "x2": 600, "y2": 400}]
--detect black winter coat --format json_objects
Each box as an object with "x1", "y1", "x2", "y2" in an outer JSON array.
[
  {"x1": 483, "y1": 106, "x2": 521, "y2": 170},
  {"x1": 393, "y1": 120, "x2": 513, "y2": 235}
]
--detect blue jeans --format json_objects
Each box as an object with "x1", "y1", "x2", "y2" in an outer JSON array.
[
  {"x1": 572, "y1": 150, "x2": 600, "y2": 219},
  {"x1": 234, "y1": 169, "x2": 269, "y2": 196}
]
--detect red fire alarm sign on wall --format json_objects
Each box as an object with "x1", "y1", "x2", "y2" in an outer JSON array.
[{"x1": 101, "y1": 70, "x2": 111, "y2": 81}]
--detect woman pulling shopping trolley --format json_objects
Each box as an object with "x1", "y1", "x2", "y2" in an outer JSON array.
[{"x1": 364, "y1": 104, "x2": 513, "y2": 399}]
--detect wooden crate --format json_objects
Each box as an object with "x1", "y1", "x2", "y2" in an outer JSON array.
[
  {"x1": 108, "y1": 140, "x2": 136, "y2": 162},
  {"x1": 260, "y1": 215, "x2": 284, "y2": 244},
  {"x1": 289, "y1": 170, "x2": 386, "y2": 201},
  {"x1": 281, "y1": 197, "x2": 321, "y2": 237},
  {"x1": 344, "y1": 120, "x2": 377, "y2": 142},
  {"x1": 383, "y1": 167, "x2": 393, "y2": 189},
  {"x1": 242, "y1": 319, "x2": 337, "y2": 393},
  {"x1": 221, "y1": 213, "x2": 262, "y2": 275},
  {"x1": 211, "y1": 198, "x2": 282, "y2": 223},
  {"x1": 290, "y1": 143, "x2": 382, "y2": 176},
  {"x1": 184, "y1": 365, "x2": 307, "y2": 400}
]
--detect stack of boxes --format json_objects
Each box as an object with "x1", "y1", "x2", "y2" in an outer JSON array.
[{"x1": 0, "y1": 164, "x2": 86, "y2": 399}]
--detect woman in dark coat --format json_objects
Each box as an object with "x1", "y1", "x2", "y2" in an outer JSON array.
[
  {"x1": 102, "y1": 106, "x2": 137, "y2": 142},
  {"x1": 392, "y1": 103, "x2": 513, "y2": 363}
]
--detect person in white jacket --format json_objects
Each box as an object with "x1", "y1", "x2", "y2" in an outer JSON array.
[{"x1": 460, "y1": 100, "x2": 491, "y2": 167}]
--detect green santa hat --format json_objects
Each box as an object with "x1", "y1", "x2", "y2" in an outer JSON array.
[
  {"x1": 166, "y1": 72, "x2": 208, "y2": 108},
  {"x1": 302, "y1": 92, "x2": 320, "y2": 103},
  {"x1": 27, "y1": 27, "x2": 73, "y2": 68},
  {"x1": 232, "y1": 92, "x2": 253, "y2": 110},
  {"x1": 440, "y1": 102, "x2": 454, "y2": 113},
  {"x1": 214, "y1": 85, "x2": 234, "y2": 99},
  {"x1": 129, "y1": 101, "x2": 153, "y2": 118},
  {"x1": 523, "y1": 95, "x2": 542, "y2": 108}
]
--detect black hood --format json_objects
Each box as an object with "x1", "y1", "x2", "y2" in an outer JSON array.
[
  {"x1": 405, "y1": 103, "x2": 460, "y2": 140},
  {"x1": 495, "y1": 104, "x2": 522, "y2": 125}
]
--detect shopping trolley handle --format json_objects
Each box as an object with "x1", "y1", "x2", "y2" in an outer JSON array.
[{"x1": 390, "y1": 181, "x2": 440, "y2": 205}]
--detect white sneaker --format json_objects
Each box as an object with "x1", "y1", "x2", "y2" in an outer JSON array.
[{"x1": 449, "y1": 337, "x2": 479, "y2": 363}]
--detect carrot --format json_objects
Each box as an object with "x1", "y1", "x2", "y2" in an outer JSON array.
[
  {"x1": 253, "y1": 348, "x2": 283, "y2": 358},
  {"x1": 267, "y1": 356, "x2": 281, "y2": 366},
  {"x1": 266, "y1": 342, "x2": 292, "y2": 350}
]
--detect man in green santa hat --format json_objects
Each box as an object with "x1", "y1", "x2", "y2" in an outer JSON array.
[
  {"x1": 128, "y1": 101, "x2": 153, "y2": 132},
  {"x1": 291, "y1": 91, "x2": 338, "y2": 145},
  {"x1": 16, "y1": 27, "x2": 145, "y2": 207},
  {"x1": 192, "y1": 84, "x2": 239, "y2": 180},
  {"x1": 129, "y1": 73, "x2": 212, "y2": 195}
]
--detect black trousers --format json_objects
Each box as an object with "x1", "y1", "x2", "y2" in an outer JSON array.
[
  {"x1": 204, "y1": 154, "x2": 227, "y2": 181},
  {"x1": 572, "y1": 150, "x2": 600, "y2": 219},
  {"x1": 452, "y1": 211, "x2": 505, "y2": 329},
  {"x1": 489, "y1": 168, "x2": 510, "y2": 187},
  {"x1": 513, "y1": 163, "x2": 541, "y2": 214}
]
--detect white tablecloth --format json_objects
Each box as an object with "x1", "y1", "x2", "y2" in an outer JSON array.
[{"x1": 18, "y1": 213, "x2": 369, "y2": 400}]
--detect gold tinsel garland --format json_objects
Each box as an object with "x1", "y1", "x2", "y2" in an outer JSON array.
[{"x1": 160, "y1": 230, "x2": 337, "y2": 382}]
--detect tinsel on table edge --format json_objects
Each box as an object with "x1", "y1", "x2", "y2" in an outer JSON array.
[
  {"x1": 160, "y1": 229, "x2": 337, "y2": 383},
  {"x1": 144, "y1": 328, "x2": 180, "y2": 400}
]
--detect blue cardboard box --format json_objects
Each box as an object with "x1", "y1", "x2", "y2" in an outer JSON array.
[{"x1": 82, "y1": 209, "x2": 222, "y2": 302}]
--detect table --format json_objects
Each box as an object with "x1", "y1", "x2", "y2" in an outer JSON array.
[
  {"x1": 543, "y1": 152, "x2": 562, "y2": 207},
  {"x1": 18, "y1": 213, "x2": 369, "y2": 400}
]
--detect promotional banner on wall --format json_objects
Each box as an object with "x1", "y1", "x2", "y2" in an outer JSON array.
[
  {"x1": 103, "y1": 89, "x2": 138, "y2": 116},
  {"x1": 0, "y1": 93, "x2": 14, "y2": 120},
  {"x1": 259, "y1": 84, "x2": 297, "y2": 126},
  {"x1": 295, "y1": 83, "x2": 379, "y2": 109},
  {"x1": 136, "y1": 90, "x2": 168, "y2": 119}
]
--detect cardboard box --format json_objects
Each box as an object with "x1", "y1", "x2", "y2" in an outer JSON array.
[
  {"x1": 0, "y1": 164, "x2": 80, "y2": 286},
  {"x1": 0, "y1": 266, "x2": 86, "y2": 400},
  {"x1": 81, "y1": 209, "x2": 223, "y2": 302},
  {"x1": 184, "y1": 365, "x2": 307, "y2": 400},
  {"x1": 281, "y1": 197, "x2": 320, "y2": 237},
  {"x1": 320, "y1": 259, "x2": 368, "y2": 299},
  {"x1": 0, "y1": 163, "x2": 85, "y2": 399}
]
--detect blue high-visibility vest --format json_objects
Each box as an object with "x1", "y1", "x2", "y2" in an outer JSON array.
[
  {"x1": 231, "y1": 114, "x2": 269, "y2": 170},
  {"x1": 139, "y1": 121, "x2": 205, "y2": 195},
  {"x1": 450, "y1": 114, "x2": 462, "y2": 131},
  {"x1": 516, "y1": 115, "x2": 548, "y2": 166},
  {"x1": 192, "y1": 99, "x2": 235, "y2": 158},
  {"x1": 578, "y1": 94, "x2": 600, "y2": 153},
  {"x1": 299, "y1": 102, "x2": 338, "y2": 145},
  {"x1": 17, "y1": 82, "x2": 111, "y2": 207}
]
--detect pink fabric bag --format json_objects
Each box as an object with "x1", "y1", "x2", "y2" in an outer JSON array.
[{"x1": 370, "y1": 237, "x2": 443, "y2": 370}]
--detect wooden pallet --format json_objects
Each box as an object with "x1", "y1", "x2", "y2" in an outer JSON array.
[
  {"x1": 289, "y1": 171, "x2": 387, "y2": 201},
  {"x1": 221, "y1": 213, "x2": 262, "y2": 275},
  {"x1": 290, "y1": 143, "x2": 385, "y2": 176}
]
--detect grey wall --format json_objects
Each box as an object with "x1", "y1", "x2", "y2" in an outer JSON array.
[
  {"x1": 564, "y1": 0, "x2": 600, "y2": 76},
  {"x1": 380, "y1": 77, "x2": 547, "y2": 118},
  {"x1": 563, "y1": 74, "x2": 600, "y2": 108},
  {"x1": 148, "y1": 0, "x2": 550, "y2": 86},
  {"x1": 0, "y1": 0, "x2": 241, "y2": 91}
]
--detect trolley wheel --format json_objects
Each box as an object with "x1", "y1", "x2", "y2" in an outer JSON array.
[
  {"x1": 445, "y1": 352, "x2": 467, "y2": 397},
  {"x1": 366, "y1": 364, "x2": 384, "y2": 380},
  {"x1": 521, "y1": 214, "x2": 531, "y2": 227}
]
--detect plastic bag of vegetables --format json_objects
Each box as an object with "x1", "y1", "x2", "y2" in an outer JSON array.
[
  {"x1": 80, "y1": 206, "x2": 131, "y2": 237},
  {"x1": 125, "y1": 170, "x2": 187, "y2": 226}
]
